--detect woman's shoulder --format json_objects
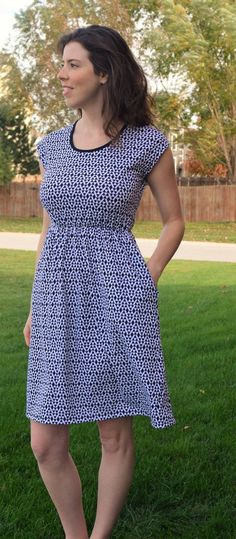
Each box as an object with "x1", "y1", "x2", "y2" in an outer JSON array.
[
  {"x1": 126, "y1": 123, "x2": 170, "y2": 151},
  {"x1": 35, "y1": 122, "x2": 73, "y2": 168},
  {"x1": 36, "y1": 122, "x2": 72, "y2": 147},
  {"x1": 126, "y1": 124, "x2": 170, "y2": 178},
  {"x1": 131, "y1": 123, "x2": 169, "y2": 139}
]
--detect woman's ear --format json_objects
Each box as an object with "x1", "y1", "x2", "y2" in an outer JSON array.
[{"x1": 100, "y1": 73, "x2": 108, "y2": 84}]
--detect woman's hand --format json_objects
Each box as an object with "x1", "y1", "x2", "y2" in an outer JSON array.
[
  {"x1": 23, "y1": 312, "x2": 32, "y2": 347},
  {"x1": 146, "y1": 258, "x2": 162, "y2": 286}
]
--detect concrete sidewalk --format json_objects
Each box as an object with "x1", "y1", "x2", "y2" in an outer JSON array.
[
  {"x1": 137, "y1": 238, "x2": 236, "y2": 263},
  {"x1": 0, "y1": 231, "x2": 235, "y2": 262}
]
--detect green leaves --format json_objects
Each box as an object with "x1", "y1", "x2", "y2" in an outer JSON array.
[
  {"x1": 1, "y1": 0, "x2": 236, "y2": 180},
  {"x1": 138, "y1": 0, "x2": 236, "y2": 181}
]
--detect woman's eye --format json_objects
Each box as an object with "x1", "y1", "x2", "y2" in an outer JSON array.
[{"x1": 59, "y1": 62, "x2": 79, "y2": 69}]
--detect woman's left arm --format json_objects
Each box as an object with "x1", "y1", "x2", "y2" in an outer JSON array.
[{"x1": 146, "y1": 147, "x2": 185, "y2": 284}]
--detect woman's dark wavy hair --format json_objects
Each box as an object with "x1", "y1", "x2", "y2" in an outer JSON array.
[{"x1": 56, "y1": 24, "x2": 158, "y2": 142}]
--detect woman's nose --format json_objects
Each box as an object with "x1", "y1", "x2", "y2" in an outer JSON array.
[
  {"x1": 57, "y1": 70, "x2": 64, "y2": 80},
  {"x1": 57, "y1": 66, "x2": 68, "y2": 80}
]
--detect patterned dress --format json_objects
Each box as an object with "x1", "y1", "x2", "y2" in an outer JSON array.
[{"x1": 26, "y1": 119, "x2": 176, "y2": 429}]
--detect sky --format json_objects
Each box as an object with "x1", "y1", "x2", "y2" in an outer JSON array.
[{"x1": 0, "y1": 0, "x2": 33, "y2": 49}]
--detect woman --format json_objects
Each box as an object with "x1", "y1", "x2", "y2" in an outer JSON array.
[{"x1": 23, "y1": 24, "x2": 185, "y2": 539}]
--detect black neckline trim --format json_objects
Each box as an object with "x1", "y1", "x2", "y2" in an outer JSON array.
[{"x1": 69, "y1": 119, "x2": 128, "y2": 152}]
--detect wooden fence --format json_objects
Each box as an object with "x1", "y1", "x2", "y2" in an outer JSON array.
[
  {"x1": 0, "y1": 179, "x2": 236, "y2": 222},
  {"x1": 136, "y1": 184, "x2": 236, "y2": 222}
]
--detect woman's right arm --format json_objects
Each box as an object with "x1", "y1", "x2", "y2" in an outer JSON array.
[
  {"x1": 28, "y1": 208, "x2": 51, "y2": 313},
  {"x1": 29, "y1": 159, "x2": 51, "y2": 312},
  {"x1": 23, "y1": 159, "x2": 51, "y2": 346}
]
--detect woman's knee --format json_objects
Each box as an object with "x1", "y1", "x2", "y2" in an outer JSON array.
[
  {"x1": 97, "y1": 416, "x2": 134, "y2": 453},
  {"x1": 30, "y1": 420, "x2": 69, "y2": 464}
]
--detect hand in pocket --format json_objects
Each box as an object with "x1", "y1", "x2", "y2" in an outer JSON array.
[{"x1": 23, "y1": 312, "x2": 32, "y2": 347}]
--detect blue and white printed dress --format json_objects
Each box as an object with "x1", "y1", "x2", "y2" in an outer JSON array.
[{"x1": 26, "y1": 119, "x2": 176, "y2": 429}]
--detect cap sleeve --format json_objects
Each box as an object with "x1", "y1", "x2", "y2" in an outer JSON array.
[
  {"x1": 36, "y1": 137, "x2": 47, "y2": 169},
  {"x1": 142, "y1": 127, "x2": 170, "y2": 182}
]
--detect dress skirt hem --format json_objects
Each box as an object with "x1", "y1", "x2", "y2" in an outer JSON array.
[{"x1": 25, "y1": 409, "x2": 176, "y2": 430}]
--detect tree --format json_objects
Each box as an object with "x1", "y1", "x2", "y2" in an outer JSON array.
[
  {"x1": 0, "y1": 102, "x2": 39, "y2": 184},
  {"x1": 4, "y1": 0, "x2": 235, "y2": 180},
  {"x1": 0, "y1": 138, "x2": 14, "y2": 185},
  {"x1": 137, "y1": 0, "x2": 236, "y2": 182},
  {"x1": 0, "y1": 51, "x2": 40, "y2": 181},
  {"x1": 11, "y1": 0, "x2": 134, "y2": 134},
  {"x1": 0, "y1": 51, "x2": 33, "y2": 115}
]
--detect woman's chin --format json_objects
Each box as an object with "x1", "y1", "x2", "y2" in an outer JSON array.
[{"x1": 65, "y1": 98, "x2": 82, "y2": 110}]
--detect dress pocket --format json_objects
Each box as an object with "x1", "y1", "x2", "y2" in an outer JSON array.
[{"x1": 133, "y1": 242, "x2": 159, "y2": 297}]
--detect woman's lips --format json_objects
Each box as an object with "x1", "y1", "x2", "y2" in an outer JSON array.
[{"x1": 62, "y1": 87, "x2": 73, "y2": 95}]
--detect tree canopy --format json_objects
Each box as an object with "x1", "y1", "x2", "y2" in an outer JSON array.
[
  {"x1": 139, "y1": 0, "x2": 236, "y2": 180},
  {"x1": 0, "y1": 0, "x2": 235, "y2": 181}
]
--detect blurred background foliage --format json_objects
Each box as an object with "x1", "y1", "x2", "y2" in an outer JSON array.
[{"x1": 0, "y1": 0, "x2": 236, "y2": 182}]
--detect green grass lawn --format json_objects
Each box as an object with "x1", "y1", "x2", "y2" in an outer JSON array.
[
  {"x1": 0, "y1": 249, "x2": 235, "y2": 538},
  {"x1": 0, "y1": 216, "x2": 236, "y2": 242}
]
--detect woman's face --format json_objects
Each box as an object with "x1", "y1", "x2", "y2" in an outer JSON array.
[{"x1": 57, "y1": 41, "x2": 108, "y2": 109}]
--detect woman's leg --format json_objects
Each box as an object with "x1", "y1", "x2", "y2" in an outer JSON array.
[
  {"x1": 90, "y1": 416, "x2": 135, "y2": 539},
  {"x1": 30, "y1": 419, "x2": 88, "y2": 539}
]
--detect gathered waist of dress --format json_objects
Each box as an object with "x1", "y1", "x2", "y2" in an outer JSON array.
[{"x1": 49, "y1": 221, "x2": 132, "y2": 234}]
